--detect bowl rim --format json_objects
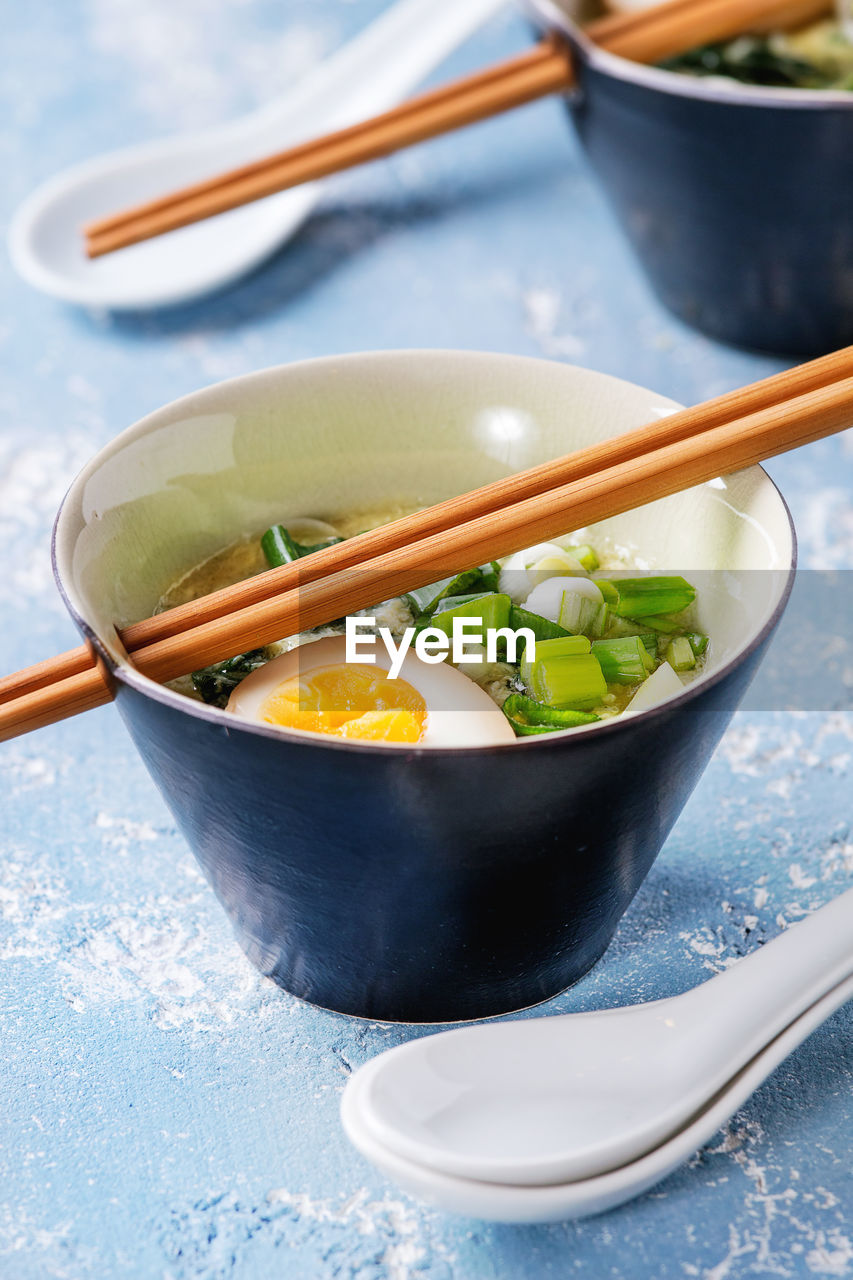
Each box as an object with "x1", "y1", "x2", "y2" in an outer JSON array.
[
  {"x1": 526, "y1": 0, "x2": 853, "y2": 110},
  {"x1": 52, "y1": 348, "x2": 798, "y2": 758}
]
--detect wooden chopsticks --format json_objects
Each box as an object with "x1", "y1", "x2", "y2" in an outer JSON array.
[
  {"x1": 2, "y1": 343, "x2": 853, "y2": 741},
  {"x1": 83, "y1": 0, "x2": 830, "y2": 258}
]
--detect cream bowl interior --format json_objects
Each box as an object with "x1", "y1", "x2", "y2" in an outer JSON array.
[{"x1": 54, "y1": 350, "x2": 794, "y2": 736}]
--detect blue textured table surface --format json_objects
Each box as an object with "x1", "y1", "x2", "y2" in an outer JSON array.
[{"x1": 1, "y1": 3, "x2": 851, "y2": 1277}]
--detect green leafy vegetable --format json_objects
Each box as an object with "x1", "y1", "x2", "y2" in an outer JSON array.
[
  {"x1": 261, "y1": 524, "x2": 343, "y2": 569},
  {"x1": 406, "y1": 567, "x2": 495, "y2": 619},
  {"x1": 191, "y1": 649, "x2": 269, "y2": 708},
  {"x1": 661, "y1": 38, "x2": 836, "y2": 88}
]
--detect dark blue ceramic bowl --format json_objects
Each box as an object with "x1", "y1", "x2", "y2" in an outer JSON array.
[
  {"x1": 529, "y1": 0, "x2": 853, "y2": 356},
  {"x1": 53, "y1": 352, "x2": 795, "y2": 1022}
]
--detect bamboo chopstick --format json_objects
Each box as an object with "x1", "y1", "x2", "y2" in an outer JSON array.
[
  {"x1": 84, "y1": 39, "x2": 572, "y2": 258},
  {"x1": 2, "y1": 351, "x2": 853, "y2": 741},
  {"x1": 83, "y1": 0, "x2": 830, "y2": 258},
  {"x1": 2, "y1": 341, "x2": 851, "y2": 716}
]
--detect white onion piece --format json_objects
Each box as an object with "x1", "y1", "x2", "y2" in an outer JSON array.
[
  {"x1": 527, "y1": 552, "x2": 586, "y2": 588},
  {"x1": 499, "y1": 542, "x2": 584, "y2": 601},
  {"x1": 623, "y1": 661, "x2": 685, "y2": 716},
  {"x1": 524, "y1": 576, "x2": 603, "y2": 623}
]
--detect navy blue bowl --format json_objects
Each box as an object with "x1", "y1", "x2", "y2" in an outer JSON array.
[
  {"x1": 530, "y1": 0, "x2": 853, "y2": 356},
  {"x1": 53, "y1": 352, "x2": 795, "y2": 1022}
]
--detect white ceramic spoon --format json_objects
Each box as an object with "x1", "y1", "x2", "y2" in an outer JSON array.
[
  {"x1": 8, "y1": 0, "x2": 507, "y2": 310},
  {"x1": 345, "y1": 889, "x2": 853, "y2": 1187},
  {"x1": 341, "y1": 969, "x2": 853, "y2": 1223}
]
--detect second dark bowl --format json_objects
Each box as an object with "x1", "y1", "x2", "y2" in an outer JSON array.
[{"x1": 531, "y1": 0, "x2": 853, "y2": 356}]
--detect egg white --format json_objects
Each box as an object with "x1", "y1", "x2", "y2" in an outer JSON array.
[{"x1": 226, "y1": 635, "x2": 516, "y2": 748}]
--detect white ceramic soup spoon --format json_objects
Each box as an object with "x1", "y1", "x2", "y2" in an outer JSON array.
[
  {"x1": 344, "y1": 888, "x2": 853, "y2": 1188},
  {"x1": 341, "y1": 968, "x2": 853, "y2": 1223},
  {"x1": 8, "y1": 0, "x2": 507, "y2": 310}
]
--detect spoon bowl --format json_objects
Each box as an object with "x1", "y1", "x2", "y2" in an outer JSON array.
[
  {"x1": 341, "y1": 968, "x2": 853, "y2": 1222},
  {"x1": 346, "y1": 890, "x2": 853, "y2": 1185}
]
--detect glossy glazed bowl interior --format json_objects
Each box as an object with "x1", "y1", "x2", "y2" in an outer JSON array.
[
  {"x1": 528, "y1": 0, "x2": 853, "y2": 356},
  {"x1": 54, "y1": 352, "x2": 794, "y2": 1021}
]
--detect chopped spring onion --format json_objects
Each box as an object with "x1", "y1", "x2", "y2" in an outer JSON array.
[
  {"x1": 407, "y1": 568, "x2": 499, "y2": 616},
  {"x1": 261, "y1": 524, "x2": 343, "y2": 568},
  {"x1": 632, "y1": 613, "x2": 685, "y2": 634},
  {"x1": 261, "y1": 525, "x2": 302, "y2": 566},
  {"x1": 558, "y1": 591, "x2": 609, "y2": 638},
  {"x1": 591, "y1": 636, "x2": 653, "y2": 684},
  {"x1": 597, "y1": 576, "x2": 696, "y2": 619},
  {"x1": 602, "y1": 615, "x2": 658, "y2": 651},
  {"x1": 665, "y1": 635, "x2": 697, "y2": 671},
  {"x1": 528, "y1": 653, "x2": 607, "y2": 710},
  {"x1": 509, "y1": 605, "x2": 571, "y2": 643},
  {"x1": 503, "y1": 692, "x2": 599, "y2": 735},
  {"x1": 431, "y1": 592, "x2": 512, "y2": 637},
  {"x1": 563, "y1": 544, "x2": 599, "y2": 572},
  {"x1": 687, "y1": 632, "x2": 709, "y2": 657},
  {"x1": 481, "y1": 561, "x2": 504, "y2": 592},
  {"x1": 519, "y1": 634, "x2": 591, "y2": 687}
]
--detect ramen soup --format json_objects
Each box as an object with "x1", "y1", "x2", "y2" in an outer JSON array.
[
  {"x1": 159, "y1": 512, "x2": 709, "y2": 749},
  {"x1": 660, "y1": 17, "x2": 853, "y2": 89}
]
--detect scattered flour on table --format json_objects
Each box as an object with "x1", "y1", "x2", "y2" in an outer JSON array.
[
  {"x1": 159, "y1": 1187, "x2": 455, "y2": 1280},
  {"x1": 0, "y1": 1205, "x2": 74, "y2": 1263},
  {"x1": 0, "y1": 750, "x2": 60, "y2": 791},
  {"x1": 692, "y1": 1117, "x2": 853, "y2": 1279},
  {"x1": 523, "y1": 286, "x2": 586, "y2": 360},
  {"x1": 86, "y1": 0, "x2": 336, "y2": 129},
  {"x1": 0, "y1": 434, "x2": 97, "y2": 603},
  {"x1": 0, "y1": 801, "x2": 272, "y2": 1030},
  {"x1": 58, "y1": 900, "x2": 261, "y2": 1029},
  {"x1": 268, "y1": 1188, "x2": 424, "y2": 1278},
  {"x1": 0, "y1": 855, "x2": 70, "y2": 962},
  {"x1": 798, "y1": 485, "x2": 853, "y2": 568}
]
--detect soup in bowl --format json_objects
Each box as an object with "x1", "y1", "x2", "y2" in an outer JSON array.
[{"x1": 52, "y1": 351, "x2": 795, "y2": 1022}]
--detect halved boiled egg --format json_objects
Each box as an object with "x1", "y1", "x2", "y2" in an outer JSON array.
[{"x1": 226, "y1": 635, "x2": 516, "y2": 748}]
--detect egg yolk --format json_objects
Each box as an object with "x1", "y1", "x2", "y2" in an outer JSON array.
[{"x1": 258, "y1": 664, "x2": 427, "y2": 743}]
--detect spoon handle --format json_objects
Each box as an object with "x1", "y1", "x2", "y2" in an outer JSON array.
[{"x1": 685, "y1": 886, "x2": 853, "y2": 1064}]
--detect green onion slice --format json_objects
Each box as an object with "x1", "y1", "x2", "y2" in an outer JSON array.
[
  {"x1": 596, "y1": 576, "x2": 696, "y2": 619},
  {"x1": 591, "y1": 636, "x2": 653, "y2": 684},
  {"x1": 665, "y1": 635, "x2": 697, "y2": 671},
  {"x1": 503, "y1": 693, "x2": 599, "y2": 735},
  {"x1": 528, "y1": 652, "x2": 607, "y2": 710}
]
